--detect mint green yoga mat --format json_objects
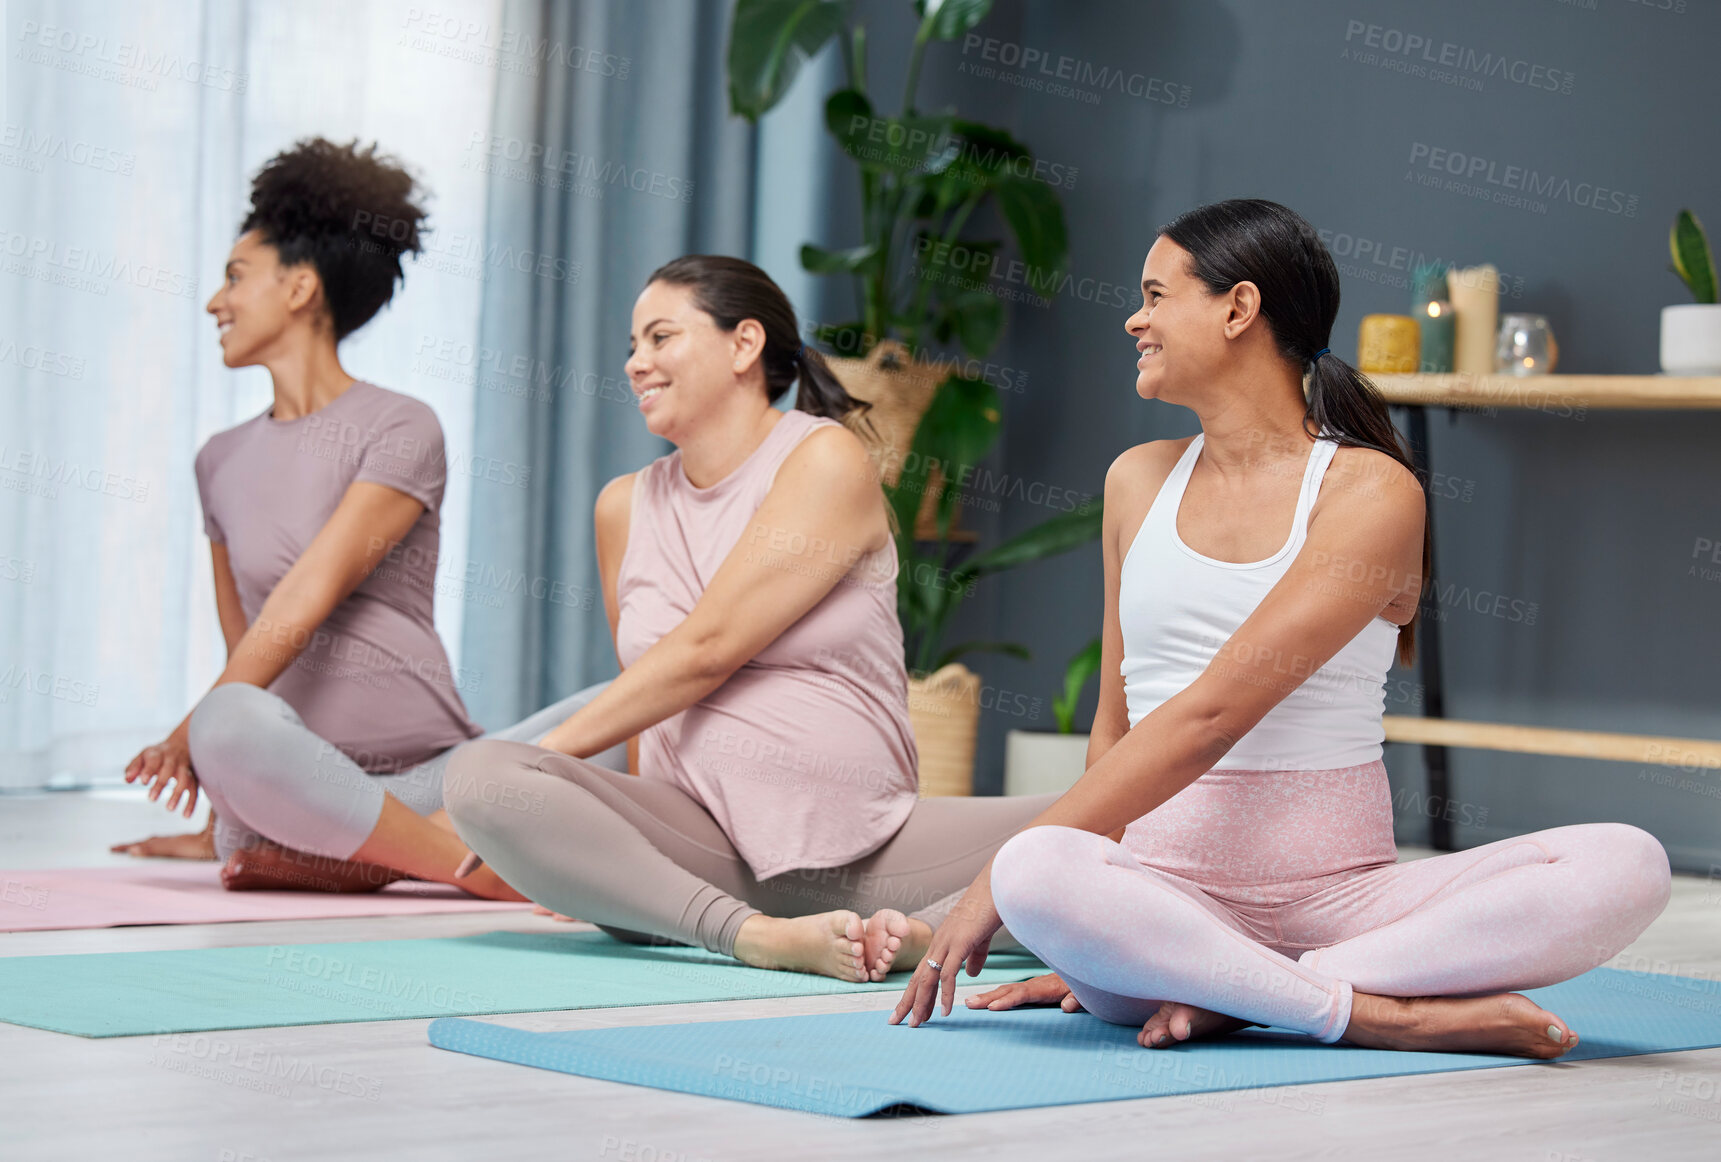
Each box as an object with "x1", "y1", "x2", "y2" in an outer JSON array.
[{"x1": 0, "y1": 930, "x2": 1046, "y2": 1038}]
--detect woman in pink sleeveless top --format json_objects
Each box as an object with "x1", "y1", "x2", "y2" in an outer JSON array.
[{"x1": 445, "y1": 256, "x2": 1058, "y2": 981}]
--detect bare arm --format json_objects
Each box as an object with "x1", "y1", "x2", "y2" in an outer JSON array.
[
  {"x1": 210, "y1": 481, "x2": 426, "y2": 690},
  {"x1": 540, "y1": 425, "x2": 889, "y2": 757},
  {"x1": 127, "y1": 481, "x2": 427, "y2": 813},
  {"x1": 592, "y1": 471, "x2": 641, "y2": 773},
  {"x1": 1086, "y1": 444, "x2": 1180, "y2": 840},
  {"x1": 1021, "y1": 447, "x2": 1426, "y2": 842},
  {"x1": 210, "y1": 542, "x2": 246, "y2": 658}
]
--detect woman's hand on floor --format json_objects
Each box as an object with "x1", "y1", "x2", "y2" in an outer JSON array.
[
  {"x1": 123, "y1": 725, "x2": 200, "y2": 818},
  {"x1": 966, "y1": 973, "x2": 1083, "y2": 1013},
  {"x1": 888, "y1": 875, "x2": 1003, "y2": 1027}
]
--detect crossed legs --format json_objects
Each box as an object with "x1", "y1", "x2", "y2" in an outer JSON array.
[
  {"x1": 991, "y1": 822, "x2": 1672, "y2": 1056},
  {"x1": 442, "y1": 738, "x2": 1057, "y2": 980},
  {"x1": 185, "y1": 681, "x2": 624, "y2": 896}
]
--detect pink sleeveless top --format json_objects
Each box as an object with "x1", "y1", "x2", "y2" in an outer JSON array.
[{"x1": 615, "y1": 408, "x2": 919, "y2": 880}]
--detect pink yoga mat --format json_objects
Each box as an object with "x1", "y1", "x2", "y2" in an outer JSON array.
[{"x1": 0, "y1": 864, "x2": 532, "y2": 932}]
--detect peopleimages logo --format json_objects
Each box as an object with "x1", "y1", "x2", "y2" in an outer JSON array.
[
  {"x1": 1342, "y1": 20, "x2": 1574, "y2": 94},
  {"x1": 958, "y1": 34, "x2": 1190, "y2": 107},
  {"x1": 1406, "y1": 143, "x2": 1638, "y2": 217}
]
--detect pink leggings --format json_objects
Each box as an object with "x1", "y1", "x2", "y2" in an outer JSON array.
[{"x1": 989, "y1": 759, "x2": 1673, "y2": 1043}]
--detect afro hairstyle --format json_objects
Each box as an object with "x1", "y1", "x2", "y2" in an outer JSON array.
[{"x1": 239, "y1": 136, "x2": 428, "y2": 341}]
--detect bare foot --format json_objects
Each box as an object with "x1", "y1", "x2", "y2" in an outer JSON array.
[
  {"x1": 447, "y1": 861, "x2": 530, "y2": 902},
  {"x1": 110, "y1": 830, "x2": 217, "y2": 860},
  {"x1": 1139, "y1": 1001, "x2": 1257, "y2": 1048},
  {"x1": 220, "y1": 843, "x2": 410, "y2": 893},
  {"x1": 860, "y1": 909, "x2": 933, "y2": 981},
  {"x1": 1343, "y1": 991, "x2": 1580, "y2": 1059},
  {"x1": 733, "y1": 912, "x2": 868, "y2": 982}
]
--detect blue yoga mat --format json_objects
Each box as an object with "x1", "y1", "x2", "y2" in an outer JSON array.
[
  {"x1": 428, "y1": 966, "x2": 1721, "y2": 1117},
  {"x1": 0, "y1": 930, "x2": 1045, "y2": 1038}
]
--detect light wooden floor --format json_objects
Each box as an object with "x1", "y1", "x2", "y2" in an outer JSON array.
[{"x1": 4, "y1": 789, "x2": 1720, "y2": 1161}]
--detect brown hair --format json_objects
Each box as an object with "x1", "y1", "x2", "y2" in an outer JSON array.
[
  {"x1": 645, "y1": 255, "x2": 875, "y2": 433},
  {"x1": 1159, "y1": 198, "x2": 1430, "y2": 666}
]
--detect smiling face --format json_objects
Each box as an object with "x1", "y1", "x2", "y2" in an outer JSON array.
[
  {"x1": 204, "y1": 229, "x2": 321, "y2": 368},
  {"x1": 625, "y1": 280, "x2": 766, "y2": 443},
  {"x1": 1124, "y1": 235, "x2": 1253, "y2": 406}
]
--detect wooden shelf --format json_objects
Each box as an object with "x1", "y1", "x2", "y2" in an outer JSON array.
[
  {"x1": 1383, "y1": 715, "x2": 1721, "y2": 766},
  {"x1": 1370, "y1": 373, "x2": 1721, "y2": 410}
]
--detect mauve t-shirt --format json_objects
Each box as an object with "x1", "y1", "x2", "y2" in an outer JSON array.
[{"x1": 194, "y1": 380, "x2": 482, "y2": 772}]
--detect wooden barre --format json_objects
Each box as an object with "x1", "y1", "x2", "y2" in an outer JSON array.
[
  {"x1": 1382, "y1": 715, "x2": 1721, "y2": 768},
  {"x1": 1369, "y1": 373, "x2": 1721, "y2": 410}
]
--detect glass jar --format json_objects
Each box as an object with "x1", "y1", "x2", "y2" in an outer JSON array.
[{"x1": 1495, "y1": 313, "x2": 1557, "y2": 376}]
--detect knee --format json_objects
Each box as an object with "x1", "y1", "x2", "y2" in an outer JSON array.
[
  {"x1": 186, "y1": 683, "x2": 280, "y2": 784},
  {"x1": 442, "y1": 740, "x2": 544, "y2": 835},
  {"x1": 992, "y1": 826, "x2": 1093, "y2": 935},
  {"x1": 1598, "y1": 823, "x2": 1672, "y2": 920}
]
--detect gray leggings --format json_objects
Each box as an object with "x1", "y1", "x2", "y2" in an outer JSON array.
[
  {"x1": 186, "y1": 680, "x2": 627, "y2": 862},
  {"x1": 443, "y1": 736, "x2": 1059, "y2": 959}
]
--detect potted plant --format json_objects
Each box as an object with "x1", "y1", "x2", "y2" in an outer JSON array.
[
  {"x1": 889, "y1": 388, "x2": 1101, "y2": 793},
  {"x1": 727, "y1": 0, "x2": 1070, "y2": 532},
  {"x1": 1005, "y1": 638, "x2": 1100, "y2": 796},
  {"x1": 1662, "y1": 209, "x2": 1721, "y2": 374}
]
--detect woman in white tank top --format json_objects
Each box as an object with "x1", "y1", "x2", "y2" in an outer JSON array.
[{"x1": 892, "y1": 199, "x2": 1670, "y2": 1061}]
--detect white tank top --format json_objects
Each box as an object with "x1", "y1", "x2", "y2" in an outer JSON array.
[{"x1": 1119, "y1": 432, "x2": 1400, "y2": 771}]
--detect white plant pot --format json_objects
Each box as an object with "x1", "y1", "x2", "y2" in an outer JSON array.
[
  {"x1": 1660, "y1": 304, "x2": 1721, "y2": 375},
  {"x1": 1004, "y1": 730, "x2": 1090, "y2": 797}
]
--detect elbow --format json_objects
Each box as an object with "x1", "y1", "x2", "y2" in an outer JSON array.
[
  {"x1": 1185, "y1": 697, "x2": 1247, "y2": 769},
  {"x1": 261, "y1": 576, "x2": 344, "y2": 629},
  {"x1": 682, "y1": 627, "x2": 747, "y2": 687}
]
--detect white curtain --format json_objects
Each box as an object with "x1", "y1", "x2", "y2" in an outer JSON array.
[{"x1": 0, "y1": 0, "x2": 500, "y2": 789}]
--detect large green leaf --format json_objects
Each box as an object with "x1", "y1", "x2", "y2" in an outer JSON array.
[
  {"x1": 955, "y1": 503, "x2": 1103, "y2": 582},
  {"x1": 824, "y1": 86, "x2": 874, "y2": 137},
  {"x1": 811, "y1": 319, "x2": 877, "y2": 358},
  {"x1": 992, "y1": 176, "x2": 1069, "y2": 296},
  {"x1": 932, "y1": 639, "x2": 1031, "y2": 671},
  {"x1": 901, "y1": 373, "x2": 1001, "y2": 540},
  {"x1": 800, "y1": 242, "x2": 880, "y2": 274},
  {"x1": 826, "y1": 89, "x2": 957, "y2": 177},
  {"x1": 928, "y1": 121, "x2": 1031, "y2": 201},
  {"x1": 1671, "y1": 209, "x2": 1717, "y2": 304},
  {"x1": 933, "y1": 288, "x2": 1003, "y2": 358},
  {"x1": 914, "y1": 0, "x2": 993, "y2": 40},
  {"x1": 1052, "y1": 637, "x2": 1102, "y2": 733},
  {"x1": 898, "y1": 546, "x2": 953, "y2": 631},
  {"x1": 915, "y1": 234, "x2": 1000, "y2": 333},
  {"x1": 915, "y1": 233, "x2": 999, "y2": 273},
  {"x1": 728, "y1": 0, "x2": 848, "y2": 121}
]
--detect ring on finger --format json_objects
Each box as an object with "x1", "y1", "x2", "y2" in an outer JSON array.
[{"x1": 925, "y1": 958, "x2": 942, "y2": 972}]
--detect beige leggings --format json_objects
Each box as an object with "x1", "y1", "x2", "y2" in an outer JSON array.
[{"x1": 443, "y1": 738, "x2": 1058, "y2": 958}]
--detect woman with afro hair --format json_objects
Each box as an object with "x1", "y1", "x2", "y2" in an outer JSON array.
[{"x1": 112, "y1": 137, "x2": 609, "y2": 897}]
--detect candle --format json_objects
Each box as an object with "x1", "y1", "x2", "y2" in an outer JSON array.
[
  {"x1": 1448, "y1": 265, "x2": 1500, "y2": 376},
  {"x1": 1357, "y1": 314, "x2": 1420, "y2": 374},
  {"x1": 1418, "y1": 299, "x2": 1455, "y2": 373}
]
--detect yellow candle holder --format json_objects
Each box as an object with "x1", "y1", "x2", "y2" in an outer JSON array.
[{"x1": 1357, "y1": 314, "x2": 1421, "y2": 374}]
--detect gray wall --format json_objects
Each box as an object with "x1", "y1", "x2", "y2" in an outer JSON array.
[{"x1": 803, "y1": 0, "x2": 1721, "y2": 871}]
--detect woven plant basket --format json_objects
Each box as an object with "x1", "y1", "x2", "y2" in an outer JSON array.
[
  {"x1": 906, "y1": 662, "x2": 981, "y2": 797},
  {"x1": 824, "y1": 340, "x2": 962, "y2": 539}
]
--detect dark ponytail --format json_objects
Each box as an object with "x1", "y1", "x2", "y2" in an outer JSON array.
[
  {"x1": 1159, "y1": 198, "x2": 1430, "y2": 667},
  {"x1": 645, "y1": 254, "x2": 877, "y2": 437}
]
